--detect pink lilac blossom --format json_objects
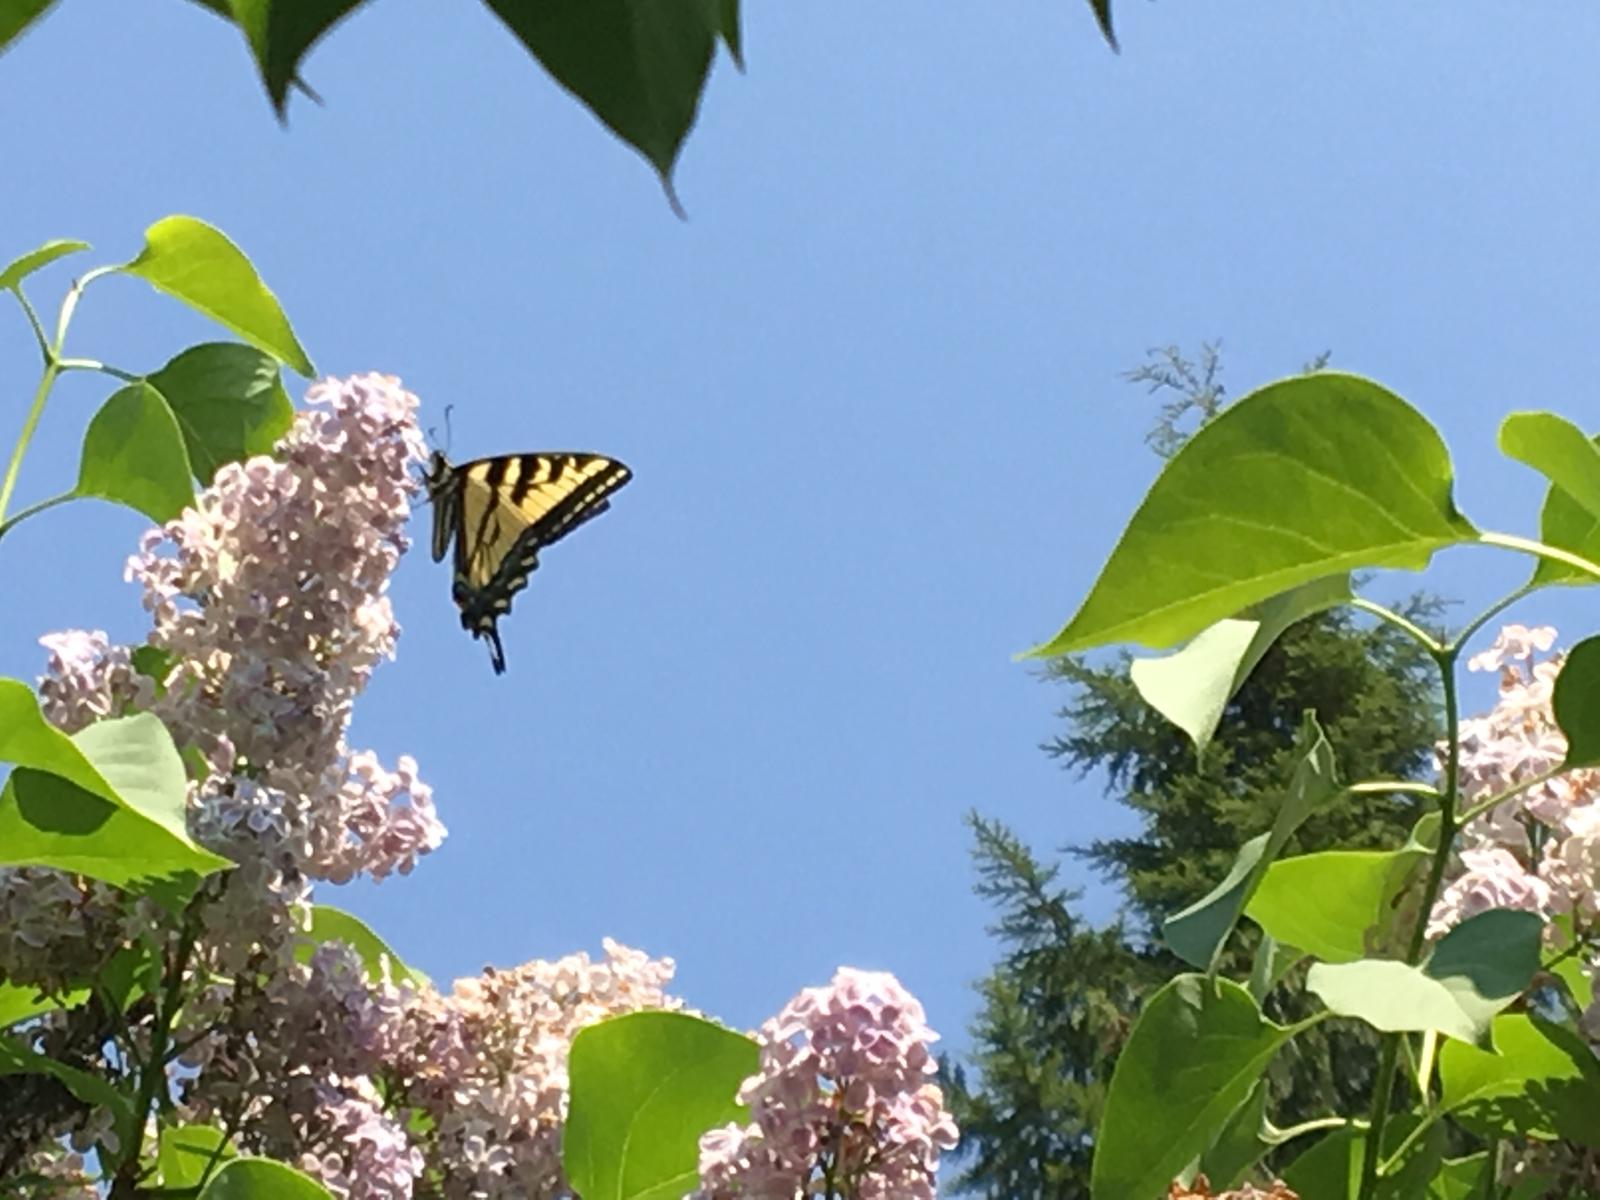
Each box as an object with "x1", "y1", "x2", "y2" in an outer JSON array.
[
  {"x1": 695, "y1": 967, "x2": 958, "y2": 1200},
  {"x1": 298, "y1": 1079, "x2": 425, "y2": 1200}
]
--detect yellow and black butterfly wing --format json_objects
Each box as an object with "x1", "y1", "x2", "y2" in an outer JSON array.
[{"x1": 427, "y1": 451, "x2": 632, "y2": 673}]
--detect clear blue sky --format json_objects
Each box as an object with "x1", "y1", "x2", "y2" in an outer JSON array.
[{"x1": 2, "y1": 2, "x2": 1598, "y2": 1053}]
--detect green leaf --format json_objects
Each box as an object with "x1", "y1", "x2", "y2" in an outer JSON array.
[
  {"x1": 716, "y1": 0, "x2": 742, "y2": 67},
  {"x1": 1438, "y1": 1013, "x2": 1600, "y2": 1145},
  {"x1": 1247, "y1": 933, "x2": 1302, "y2": 1003},
  {"x1": 0, "y1": 1034, "x2": 135, "y2": 1140},
  {"x1": 198, "y1": 1158, "x2": 335, "y2": 1199},
  {"x1": 121, "y1": 216, "x2": 313, "y2": 376},
  {"x1": 1026, "y1": 373, "x2": 1477, "y2": 658},
  {"x1": 1132, "y1": 575, "x2": 1352, "y2": 755},
  {"x1": 1281, "y1": 1116, "x2": 1445, "y2": 1200},
  {"x1": 482, "y1": 0, "x2": 719, "y2": 189},
  {"x1": 0, "y1": 0, "x2": 57, "y2": 52},
  {"x1": 1194, "y1": 1082, "x2": 1269, "y2": 1191},
  {"x1": 0, "y1": 238, "x2": 88, "y2": 290},
  {"x1": 1246, "y1": 842, "x2": 1429, "y2": 964},
  {"x1": 1554, "y1": 636, "x2": 1600, "y2": 768},
  {"x1": 75, "y1": 382, "x2": 196, "y2": 522},
  {"x1": 0, "y1": 698, "x2": 231, "y2": 887},
  {"x1": 159, "y1": 1123, "x2": 237, "y2": 1190},
  {"x1": 1089, "y1": 976, "x2": 1294, "y2": 1200},
  {"x1": 147, "y1": 343, "x2": 294, "y2": 482},
  {"x1": 1163, "y1": 713, "x2": 1340, "y2": 971},
  {"x1": 1529, "y1": 433, "x2": 1600, "y2": 586},
  {"x1": 1500, "y1": 412, "x2": 1600, "y2": 522},
  {"x1": 226, "y1": 0, "x2": 367, "y2": 114},
  {"x1": 1426, "y1": 1155, "x2": 1489, "y2": 1200},
  {"x1": 1306, "y1": 909, "x2": 1542, "y2": 1044},
  {"x1": 299, "y1": 906, "x2": 430, "y2": 988},
  {"x1": 565, "y1": 1011, "x2": 759, "y2": 1200},
  {"x1": 1086, "y1": 0, "x2": 1117, "y2": 50},
  {"x1": 0, "y1": 982, "x2": 88, "y2": 1028}
]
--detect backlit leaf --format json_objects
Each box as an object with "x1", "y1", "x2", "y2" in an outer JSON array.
[
  {"x1": 147, "y1": 343, "x2": 294, "y2": 482},
  {"x1": 0, "y1": 238, "x2": 88, "y2": 290},
  {"x1": 75, "y1": 383, "x2": 195, "y2": 522}
]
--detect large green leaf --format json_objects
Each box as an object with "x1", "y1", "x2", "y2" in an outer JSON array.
[
  {"x1": 1027, "y1": 374, "x2": 1478, "y2": 658},
  {"x1": 1553, "y1": 636, "x2": 1600, "y2": 768},
  {"x1": 226, "y1": 0, "x2": 368, "y2": 114},
  {"x1": 199, "y1": 1158, "x2": 334, "y2": 1199},
  {"x1": 0, "y1": 238, "x2": 88, "y2": 290},
  {"x1": 565, "y1": 1011, "x2": 758, "y2": 1200},
  {"x1": 1438, "y1": 1013, "x2": 1600, "y2": 1145},
  {"x1": 1163, "y1": 713, "x2": 1340, "y2": 971},
  {"x1": 298, "y1": 905, "x2": 430, "y2": 988},
  {"x1": 147, "y1": 343, "x2": 294, "y2": 482},
  {"x1": 121, "y1": 216, "x2": 313, "y2": 375},
  {"x1": 0, "y1": 701, "x2": 230, "y2": 886},
  {"x1": 1528, "y1": 430, "x2": 1600, "y2": 585},
  {"x1": 482, "y1": 0, "x2": 721, "y2": 188},
  {"x1": 75, "y1": 382, "x2": 196, "y2": 523},
  {"x1": 1131, "y1": 575, "x2": 1352, "y2": 755},
  {"x1": 1246, "y1": 842, "x2": 1429, "y2": 964},
  {"x1": 1089, "y1": 976, "x2": 1294, "y2": 1200},
  {"x1": 159, "y1": 1123, "x2": 237, "y2": 1190},
  {"x1": 1500, "y1": 412, "x2": 1600, "y2": 523},
  {"x1": 715, "y1": 0, "x2": 742, "y2": 68},
  {"x1": 1306, "y1": 909, "x2": 1542, "y2": 1045}
]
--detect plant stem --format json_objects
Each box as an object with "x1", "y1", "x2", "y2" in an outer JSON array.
[
  {"x1": 56, "y1": 356, "x2": 139, "y2": 381},
  {"x1": 0, "y1": 490, "x2": 75, "y2": 543},
  {"x1": 1446, "y1": 582, "x2": 1538, "y2": 656},
  {"x1": 1349, "y1": 597, "x2": 1445, "y2": 654},
  {"x1": 1358, "y1": 643, "x2": 1461, "y2": 1199},
  {"x1": 1479, "y1": 530, "x2": 1600, "y2": 583}
]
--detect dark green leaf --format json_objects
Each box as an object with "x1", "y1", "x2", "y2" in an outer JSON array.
[
  {"x1": 131, "y1": 645, "x2": 176, "y2": 691},
  {"x1": 1500, "y1": 412, "x2": 1600, "y2": 522},
  {"x1": 716, "y1": 0, "x2": 742, "y2": 67},
  {"x1": 1089, "y1": 976, "x2": 1293, "y2": 1200},
  {"x1": 199, "y1": 1158, "x2": 334, "y2": 1199},
  {"x1": 1086, "y1": 0, "x2": 1117, "y2": 50},
  {"x1": 482, "y1": 0, "x2": 719, "y2": 188},
  {"x1": 0, "y1": 703, "x2": 231, "y2": 886},
  {"x1": 1306, "y1": 909, "x2": 1542, "y2": 1044},
  {"x1": 1439, "y1": 1013, "x2": 1600, "y2": 1145},
  {"x1": 121, "y1": 216, "x2": 314, "y2": 375},
  {"x1": 75, "y1": 382, "x2": 196, "y2": 522},
  {"x1": 1246, "y1": 933, "x2": 1302, "y2": 1003},
  {"x1": 1163, "y1": 712, "x2": 1340, "y2": 971},
  {"x1": 0, "y1": 0, "x2": 57, "y2": 52},
  {"x1": 0, "y1": 238, "x2": 88, "y2": 290},
  {"x1": 1131, "y1": 575, "x2": 1352, "y2": 755},
  {"x1": 1554, "y1": 636, "x2": 1600, "y2": 768},
  {"x1": 147, "y1": 343, "x2": 294, "y2": 482},
  {"x1": 226, "y1": 0, "x2": 368, "y2": 114},
  {"x1": 1281, "y1": 1115, "x2": 1444, "y2": 1200},
  {"x1": 0, "y1": 1034, "x2": 134, "y2": 1140},
  {"x1": 299, "y1": 905, "x2": 430, "y2": 988},
  {"x1": 1026, "y1": 373, "x2": 1477, "y2": 658},
  {"x1": 1195, "y1": 1082, "x2": 1269, "y2": 1191},
  {"x1": 565, "y1": 1011, "x2": 758, "y2": 1200},
  {"x1": 160, "y1": 1123, "x2": 237, "y2": 1191}
]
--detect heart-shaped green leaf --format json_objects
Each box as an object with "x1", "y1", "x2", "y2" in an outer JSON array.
[
  {"x1": 1306, "y1": 909, "x2": 1542, "y2": 1044},
  {"x1": 1132, "y1": 575, "x2": 1352, "y2": 755},
  {"x1": 147, "y1": 343, "x2": 294, "y2": 482},
  {"x1": 565, "y1": 1011, "x2": 758, "y2": 1200},
  {"x1": 1246, "y1": 841, "x2": 1429, "y2": 964},
  {"x1": 1027, "y1": 373, "x2": 1477, "y2": 659},
  {"x1": 122, "y1": 216, "x2": 313, "y2": 376},
  {"x1": 1500, "y1": 412, "x2": 1600, "y2": 522},
  {"x1": 1163, "y1": 713, "x2": 1340, "y2": 971},
  {"x1": 1090, "y1": 976, "x2": 1294, "y2": 1200},
  {"x1": 0, "y1": 238, "x2": 88, "y2": 290},
  {"x1": 1553, "y1": 636, "x2": 1600, "y2": 768},
  {"x1": 482, "y1": 0, "x2": 721, "y2": 189},
  {"x1": 76, "y1": 382, "x2": 196, "y2": 522}
]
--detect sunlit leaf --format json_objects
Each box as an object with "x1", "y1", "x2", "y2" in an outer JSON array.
[
  {"x1": 1026, "y1": 374, "x2": 1477, "y2": 658},
  {"x1": 1439, "y1": 1013, "x2": 1600, "y2": 1145},
  {"x1": 1500, "y1": 412, "x2": 1600, "y2": 522},
  {"x1": 147, "y1": 343, "x2": 294, "y2": 482},
  {"x1": 1131, "y1": 575, "x2": 1351, "y2": 755},
  {"x1": 1528, "y1": 433, "x2": 1600, "y2": 586},
  {"x1": 1247, "y1": 840, "x2": 1429, "y2": 964},
  {"x1": 160, "y1": 1123, "x2": 237, "y2": 1191},
  {"x1": 198, "y1": 1158, "x2": 335, "y2": 1199},
  {"x1": 1090, "y1": 977, "x2": 1293, "y2": 1200},
  {"x1": 1281, "y1": 1115, "x2": 1445, "y2": 1200},
  {"x1": 75, "y1": 383, "x2": 195, "y2": 522},
  {"x1": 0, "y1": 982, "x2": 88, "y2": 1028},
  {"x1": 1163, "y1": 713, "x2": 1339, "y2": 971},
  {"x1": 1306, "y1": 909, "x2": 1542, "y2": 1044},
  {"x1": 122, "y1": 216, "x2": 313, "y2": 375},
  {"x1": 0, "y1": 238, "x2": 88, "y2": 290},
  {"x1": 299, "y1": 906, "x2": 430, "y2": 988},
  {"x1": 565, "y1": 1011, "x2": 758, "y2": 1200}
]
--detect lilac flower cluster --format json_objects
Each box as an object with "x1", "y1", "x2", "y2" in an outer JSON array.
[{"x1": 695, "y1": 967, "x2": 958, "y2": 1200}]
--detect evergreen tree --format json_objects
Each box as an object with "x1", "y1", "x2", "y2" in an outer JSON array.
[{"x1": 945, "y1": 346, "x2": 1442, "y2": 1197}]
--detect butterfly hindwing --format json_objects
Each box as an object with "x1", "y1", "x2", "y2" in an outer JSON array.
[{"x1": 427, "y1": 450, "x2": 631, "y2": 674}]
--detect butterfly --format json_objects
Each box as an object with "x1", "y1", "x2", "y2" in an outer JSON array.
[{"x1": 424, "y1": 450, "x2": 632, "y2": 673}]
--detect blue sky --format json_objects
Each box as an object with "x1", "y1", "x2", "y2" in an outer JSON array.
[{"x1": 2, "y1": 1, "x2": 1598, "y2": 1055}]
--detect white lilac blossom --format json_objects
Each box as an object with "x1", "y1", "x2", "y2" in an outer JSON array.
[{"x1": 695, "y1": 967, "x2": 958, "y2": 1200}]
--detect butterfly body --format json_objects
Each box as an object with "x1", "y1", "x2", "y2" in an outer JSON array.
[{"x1": 425, "y1": 449, "x2": 632, "y2": 673}]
